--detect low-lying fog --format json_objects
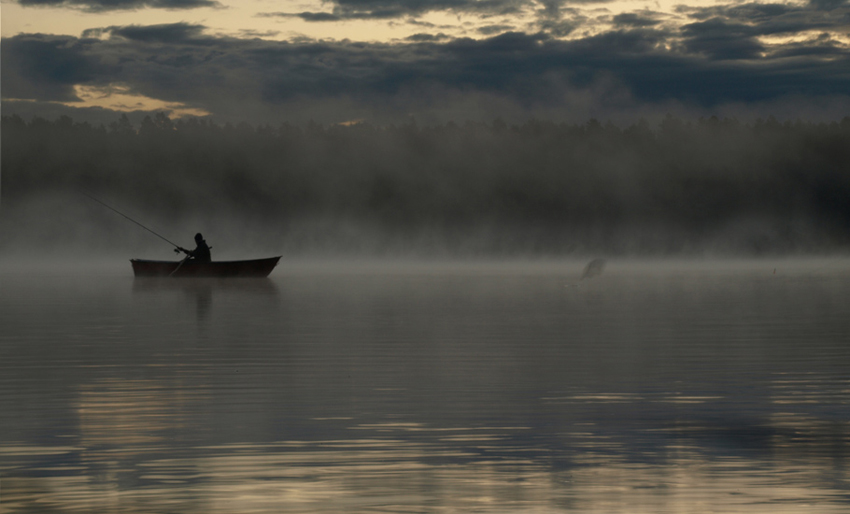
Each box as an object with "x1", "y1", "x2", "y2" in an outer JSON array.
[
  {"x1": 4, "y1": 109, "x2": 850, "y2": 514},
  {"x1": 3, "y1": 114, "x2": 850, "y2": 261}
]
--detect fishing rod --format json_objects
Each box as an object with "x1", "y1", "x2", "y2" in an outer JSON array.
[{"x1": 79, "y1": 190, "x2": 184, "y2": 251}]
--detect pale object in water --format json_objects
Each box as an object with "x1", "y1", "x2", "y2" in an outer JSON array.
[{"x1": 581, "y1": 258, "x2": 606, "y2": 279}]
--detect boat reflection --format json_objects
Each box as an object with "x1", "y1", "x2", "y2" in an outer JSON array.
[
  {"x1": 131, "y1": 277, "x2": 279, "y2": 295},
  {"x1": 131, "y1": 277, "x2": 279, "y2": 322}
]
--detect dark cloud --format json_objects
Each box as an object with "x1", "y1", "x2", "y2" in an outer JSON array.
[
  {"x1": 677, "y1": 1, "x2": 850, "y2": 61},
  {"x1": 333, "y1": 0, "x2": 526, "y2": 17},
  {"x1": 612, "y1": 12, "x2": 663, "y2": 28},
  {"x1": 531, "y1": 0, "x2": 614, "y2": 30},
  {"x1": 476, "y1": 24, "x2": 517, "y2": 35},
  {"x1": 809, "y1": 0, "x2": 848, "y2": 11},
  {"x1": 405, "y1": 33, "x2": 451, "y2": 42},
  {"x1": 2, "y1": 22, "x2": 849, "y2": 125},
  {"x1": 772, "y1": 33, "x2": 847, "y2": 58},
  {"x1": 295, "y1": 12, "x2": 345, "y2": 21},
  {"x1": 259, "y1": 0, "x2": 527, "y2": 21},
  {"x1": 534, "y1": 0, "x2": 616, "y2": 17},
  {"x1": 680, "y1": 18, "x2": 765, "y2": 60},
  {"x1": 257, "y1": 11, "x2": 344, "y2": 21},
  {"x1": 536, "y1": 7, "x2": 585, "y2": 37},
  {"x1": 0, "y1": 34, "x2": 116, "y2": 101},
  {"x1": 16, "y1": 0, "x2": 219, "y2": 11},
  {"x1": 260, "y1": 0, "x2": 611, "y2": 24},
  {"x1": 683, "y1": 2, "x2": 794, "y2": 21},
  {"x1": 566, "y1": 28, "x2": 668, "y2": 56},
  {"x1": 89, "y1": 23, "x2": 210, "y2": 43},
  {"x1": 538, "y1": 19, "x2": 581, "y2": 37},
  {"x1": 680, "y1": 1, "x2": 850, "y2": 36}
]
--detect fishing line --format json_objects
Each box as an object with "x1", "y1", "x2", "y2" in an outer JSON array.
[{"x1": 79, "y1": 190, "x2": 182, "y2": 250}]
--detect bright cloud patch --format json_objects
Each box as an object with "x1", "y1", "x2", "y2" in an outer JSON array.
[
  {"x1": 66, "y1": 84, "x2": 210, "y2": 117},
  {"x1": 15, "y1": 0, "x2": 220, "y2": 12}
]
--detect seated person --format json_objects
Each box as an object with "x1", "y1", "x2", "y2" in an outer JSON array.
[{"x1": 178, "y1": 233, "x2": 212, "y2": 263}]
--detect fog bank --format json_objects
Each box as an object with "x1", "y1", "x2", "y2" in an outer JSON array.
[{"x1": 3, "y1": 114, "x2": 850, "y2": 257}]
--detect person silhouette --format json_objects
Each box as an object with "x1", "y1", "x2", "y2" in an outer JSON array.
[{"x1": 178, "y1": 233, "x2": 212, "y2": 263}]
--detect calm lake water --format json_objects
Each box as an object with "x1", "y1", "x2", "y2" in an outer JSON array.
[{"x1": 2, "y1": 258, "x2": 849, "y2": 513}]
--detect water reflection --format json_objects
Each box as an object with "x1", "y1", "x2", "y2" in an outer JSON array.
[
  {"x1": 2, "y1": 261, "x2": 850, "y2": 513},
  {"x1": 77, "y1": 378, "x2": 207, "y2": 447},
  {"x1": 5, "y1": 431, "x2": 848, "y2": 513},
  {"x1": 131, "y1": 277, "x2": 278, "y2": 322},
  {"x1": 3, "y1": 374, "x2": 848, "y2": 513}
]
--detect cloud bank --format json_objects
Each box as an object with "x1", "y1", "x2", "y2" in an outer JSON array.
[{"x1": 2, "y1": 11, "x2": 849, "y2": 126}]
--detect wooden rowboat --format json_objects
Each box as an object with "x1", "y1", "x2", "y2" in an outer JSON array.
[{"x1": 131, "y1": 256, "x2": 281, "y2": 278}]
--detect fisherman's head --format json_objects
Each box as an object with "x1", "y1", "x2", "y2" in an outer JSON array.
[{"x1": 195, "y1": 233, "x2": 204, "y2": 242}]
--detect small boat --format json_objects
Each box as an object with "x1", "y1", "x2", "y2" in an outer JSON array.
[{"x1": 131, "y1": 256, "x2": 281, "y2": 278}]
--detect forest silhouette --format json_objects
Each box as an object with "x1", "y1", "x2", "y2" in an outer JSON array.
[{"x1": 2, "y1": 113, "x2": 850, "y2": 255}]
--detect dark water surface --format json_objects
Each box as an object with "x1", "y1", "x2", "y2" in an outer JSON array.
[{"x1": 2, "y1": 259, "x2": 849, "y2": 513}]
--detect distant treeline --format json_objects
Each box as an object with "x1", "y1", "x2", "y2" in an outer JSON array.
[{"x1": 3, "y1": 113, "x2": 850, "y2": 253}]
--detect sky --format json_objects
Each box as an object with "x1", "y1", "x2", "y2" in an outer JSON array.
[{"x1": 2, "y1": 0, "x2": 849, "y2": 125}]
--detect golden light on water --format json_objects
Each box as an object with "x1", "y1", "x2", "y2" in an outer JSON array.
[
  {"x1": 0, "y1": 372, "x2": 847, "y2": 513},
  {"x1": 4, "y1": 440, "x2": 849, "y2": 513}
]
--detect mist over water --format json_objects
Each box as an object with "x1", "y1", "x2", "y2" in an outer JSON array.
[
  {"x1": 2, "y1": 259, "x2": 850, "y2": 513},
  {"x1": 3, "y1": 114, "x2": 850, "y2": 258},
  {"x1": 3, "y1": 112, "x2": 850, "y2": 512}
]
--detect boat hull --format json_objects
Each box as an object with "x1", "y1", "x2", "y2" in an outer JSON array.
[{"x1": 131, "y1": 257, "x2": 281, "y2": 278}]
